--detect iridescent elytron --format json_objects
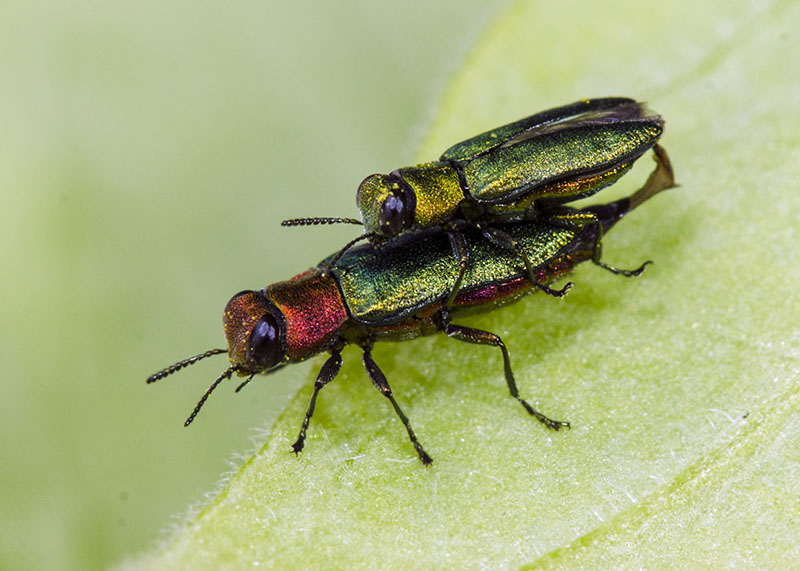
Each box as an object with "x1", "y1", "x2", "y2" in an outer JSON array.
[
  {"x1": 147, "y1": 147, "x2": 675, "y2": 464},
  {"x1": 284, "y1": 98, "x2": 667, "y2": 305}
]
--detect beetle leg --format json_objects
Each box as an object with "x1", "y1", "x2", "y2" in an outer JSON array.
[
  {"x1": 546, "y1": 205, "x2": 650, "y2": 277},
  {"x1": 440, "y1": 310, "x2": 570, "y2": 431},
  {"x1": 361, "y1": 344, "x2": 432, "y2": 465},
  {"x1": 445, "y1": 230, "x2": 470, "y2": 308},
  {"x1": 589, "y1": 218, "x2": 652, "y2": 276},
  {"x1": 291, "y1": 348, "x2": 343, "y2": 456},
  {"x1": 480, "y1": 226, "x2": 572, "y2": 298},
  {"x1": 320, "y1": 233, "x2": 375, "y2": 275},
  {"x1": 591, "y1": 143, "x2": 678, "y2": 275},
  {"x1": 588, "y1": 143, "x2": 677, "y2": 276},
  {"x1": 545, "y1": 209, "x2": 650, "y2": 276}
]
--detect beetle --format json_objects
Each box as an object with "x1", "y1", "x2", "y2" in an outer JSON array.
[
  {"x1": 284, "y1": 97, "x2": 668, "y2": 306},
  {"x1": 148, "y1": 146, "x2": 674, "y2": 464}
]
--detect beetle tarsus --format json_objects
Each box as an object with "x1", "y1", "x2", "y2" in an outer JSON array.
[
  {"x1": 362, "y1": 345, "x2": 433, "y2": 465},
  {"x1": 594, "y1": 258, "x2": 651, "y2": 277},
  {"x1": 290, "y1": 438, "x2": 304, "y2": 455},
  {"x1": 536, "y1": 280, "x2": 573, "y2": 298},
  {"x1": 516, "y1": 397, "x2": 571, "y2": 431}
]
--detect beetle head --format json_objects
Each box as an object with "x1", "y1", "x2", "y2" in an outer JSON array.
[
  {"x1": 356, "y1": 173, "x2": 415, "y2": 238},
  {"x1": 223, "y1": 290, "x2": 287, "y2": 374}
]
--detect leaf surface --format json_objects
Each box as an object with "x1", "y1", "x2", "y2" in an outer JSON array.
[{"x1": 127, "y1": 1, "x2": 800, "y2": 568}]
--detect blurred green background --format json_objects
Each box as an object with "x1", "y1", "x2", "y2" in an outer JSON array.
[
  {"x1": 6, "y1": 1, "x2": 800, "y2": 569},
  {"x1": 0, "y1": 2, "x2": 503, "y2": 569}
]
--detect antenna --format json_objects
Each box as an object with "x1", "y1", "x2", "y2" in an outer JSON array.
[
  {"x1": 183, "y1": 366, "x2": 237, "y2": 427},
  {"x1": 281, "y1": 217, "x2": 362, "y2": 227},
  {"x1": 146, "y1": 348, "x2": 227, "y2": 384}
]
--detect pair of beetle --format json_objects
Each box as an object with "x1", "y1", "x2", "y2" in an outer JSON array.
[{"x1": 149, "y1": 97, "x2": 675, "y2": 465}]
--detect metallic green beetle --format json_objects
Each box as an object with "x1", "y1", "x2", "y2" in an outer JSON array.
[
  {"x1": 148, "y1": 145, "x2": 675, "y2": 464},
  {"x1": 284, "y1": 97, "x2": 668, "y2": 305},
  {"x1": 357, "y1": 97, "x2": 664, "y2": 233}
]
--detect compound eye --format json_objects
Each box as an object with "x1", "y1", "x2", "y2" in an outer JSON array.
[
  {"x1": 378, "y1": 191, "x2": 407, "y2": 237},
  {"x1": 246, "y1": 313, "x2": 282, "y2": 370}
]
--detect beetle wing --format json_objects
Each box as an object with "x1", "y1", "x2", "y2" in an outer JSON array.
[
  {"x1": 440, "y1": 97, "x2": 636, "y2": 162},
  {"x1": 459, "y1": 103, "x2": 664, "y2": 205},
  {"x1": 328, "y1": 229, "x2": 460, "y2": 326},
  {"x1": 328, "y1": 223, "x2": 578, "y2": 327}
]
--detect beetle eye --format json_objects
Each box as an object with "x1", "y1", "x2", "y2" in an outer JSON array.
[
  {"x1": 246, "y1": 314, "x2": 282, "y2": 370},
  {"x1": 378, "y1": 191, "x2": 407, "y2": 236}
]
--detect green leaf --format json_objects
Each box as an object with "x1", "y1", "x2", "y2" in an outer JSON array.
[{"x1": 126, "y1": 0, "x2": 800, "y2": 568}]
